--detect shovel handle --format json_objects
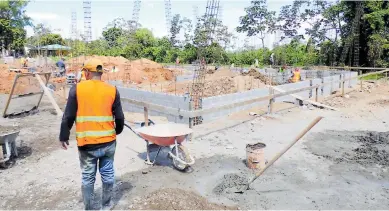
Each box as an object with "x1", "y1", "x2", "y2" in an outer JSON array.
[{"x1": 247, "y1": 116, "x2": 323, "y2": 186}]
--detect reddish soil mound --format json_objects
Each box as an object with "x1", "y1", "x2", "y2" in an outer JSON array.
[
  {"x1": 102, "y1": 58, "x2": 173, "y2": 84},
  {"x1": 0, "y1": 64, "x2": 41, "y2": 94},
  {"x1": 66, "y1": 56, "x2": 173, "y2": 84}
]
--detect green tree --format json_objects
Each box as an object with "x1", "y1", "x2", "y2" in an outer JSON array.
[
  {"x1": 237, "y1": 0, "x2": 276, "y2": 48},
  {"x1": 169, "y1": 14, "x2": 183, "y2": 47},
  {"x1": 102, "y1": 27, "x2": 123, "y2": 47},
  {"x1": 0, "y1": 0, "x2": 31, "y2": 53}
]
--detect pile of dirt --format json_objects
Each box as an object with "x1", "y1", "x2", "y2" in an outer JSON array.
[
  {"x1": 130, "y1": 188, "x2": 238, "y2": 210},
  {"x1": 203, "y1": 77, "x2": 236, "y2": 97},
  {"x1": 208, "y1": 68, "x2": 238, "y2": 79},
  {"x1": 66, "y1": 56, "x2": 173, "y2": 84},
  {"x1": 323, "y1": 96, "x2": 349, "y2": 108},
  {"x1": 0, "y1": 64, "x2": 41, "y2": 94},
  {"x1": 241, "y1": 69, "x2": 274, "y2": 85}
]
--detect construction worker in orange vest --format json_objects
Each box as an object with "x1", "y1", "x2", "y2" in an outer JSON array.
[
  {"x1": 59, "y1": 58, "x2": 124, "y2": 210},
  {"x1": 290, "y1": 68, "x2": 301, "y2": 83}
]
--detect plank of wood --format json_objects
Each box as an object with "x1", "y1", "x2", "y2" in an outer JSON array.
[
  {"x1": 35, "y1": 74, "x2": 63, "y2": 117},
  {"x1": 271, "y1": 86, "x2": 339, "y2": 111}
]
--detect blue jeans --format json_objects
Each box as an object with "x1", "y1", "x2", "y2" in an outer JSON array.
[
  {"x1": 78, "y1": 142, "x2": 116, "y2": 210},
  {"x1": 78, "y1": 142, "x2": 116, "y2": 186}
]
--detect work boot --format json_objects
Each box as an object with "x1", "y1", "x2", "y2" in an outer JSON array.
[
  {"x1": 81, "y1": 185, "x2": 95, "y2": 210},
  {"x1": 102, "y1": 183, "x2": 114, "y2": 210}
]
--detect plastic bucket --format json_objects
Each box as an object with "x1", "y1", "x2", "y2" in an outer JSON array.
[{"x1": 246, "y1": 142, "x2": 266, "y2": 169}]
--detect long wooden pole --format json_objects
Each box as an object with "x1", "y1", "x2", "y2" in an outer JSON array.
[
  {"x1": 2, "y1": 74, "x2": 19, "y2": 117},
  {"x1": 238, "y1": 116, "x2": 323, "y2": 192},
  {"x1": 35, "y1": 74, "x2": 63, "y2": 117}
]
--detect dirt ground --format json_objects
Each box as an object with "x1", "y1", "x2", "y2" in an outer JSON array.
[{"x1": 0, "y1": 79, "x2": 389, "y2": 209}]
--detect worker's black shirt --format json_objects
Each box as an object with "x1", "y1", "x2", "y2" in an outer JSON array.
[{"x1": 59, "y1": 84, "x2": 125, "y2": 151}]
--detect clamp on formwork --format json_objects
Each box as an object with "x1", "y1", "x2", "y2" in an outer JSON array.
[{"x1": 2, "y1": 72, "x2": 63, "y2": 118}]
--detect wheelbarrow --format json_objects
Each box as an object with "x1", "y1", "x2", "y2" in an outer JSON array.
[
  {"x1": 124, "y1": 121, "x2": 195, "y2": 171},
  {"x1": 0, "y1": 130, "x2": 19, "y2": 168}
]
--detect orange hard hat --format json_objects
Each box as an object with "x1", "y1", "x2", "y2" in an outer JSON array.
[{"x1": 82, "y1": 58, "x2": 103, "y2": 72}]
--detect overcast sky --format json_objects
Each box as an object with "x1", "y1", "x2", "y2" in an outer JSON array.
[{"x1": 24, "y1": 0, "x2": 298, "y2": 50}]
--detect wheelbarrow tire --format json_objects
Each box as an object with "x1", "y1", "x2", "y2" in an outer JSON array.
[{"x1": 171, "y1": 144, "x2": 190, "y2": 171}]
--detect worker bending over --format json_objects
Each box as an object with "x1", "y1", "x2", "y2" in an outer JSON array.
[
  {"x1": 288, "y1": 68, "x2": 301, "y2": 83},
  {"x1": 56, "y1": 58, "x2": 66, "y2": 77},
  {"x1": 59, "y1": 58, "x2": 125, "y2": 210}
]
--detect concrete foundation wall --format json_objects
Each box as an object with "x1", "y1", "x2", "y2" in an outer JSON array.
[
  {"x1": 114, "y1": 71, "x2": 358, "y2": 124},
  {"x1": 117, "y1": 87, "x2": 190, "y2": 124},
  {"x1": 202, "y1": 71, "x2": 358, "y2": 122}
]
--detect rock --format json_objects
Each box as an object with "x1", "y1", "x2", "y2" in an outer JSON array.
[
  {"x1": 142, "y1": 170, "x2": 148, "y2": 174},
  {"x1": 345, "y1": 94, "x2": 350, "y2": 99}
]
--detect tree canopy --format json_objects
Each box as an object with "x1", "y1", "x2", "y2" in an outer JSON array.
[{"x1": 2, "y1": 0, "x2": 388, "y2": 67}]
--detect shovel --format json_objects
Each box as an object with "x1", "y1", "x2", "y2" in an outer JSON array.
[{"x1": 234, "y1": 116, "x2": 323, "y2": 193}]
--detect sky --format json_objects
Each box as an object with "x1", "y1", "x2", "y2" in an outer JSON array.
[{"x1": 24, "y1": 0, "x2": 297, "y2": 50}]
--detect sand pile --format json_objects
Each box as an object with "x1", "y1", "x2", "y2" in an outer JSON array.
[{"x1": 203, "y1": 77, "x2": 236, "y2": 97}]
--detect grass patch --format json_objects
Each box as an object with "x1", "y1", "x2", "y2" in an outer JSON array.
[{"x1": 360, "y1": 73, "x2": 386, "y2": 80}]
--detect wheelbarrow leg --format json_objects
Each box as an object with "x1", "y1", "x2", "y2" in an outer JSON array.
[{"x1": 145, "y1": 140, "x2": 153, "y2": 165}]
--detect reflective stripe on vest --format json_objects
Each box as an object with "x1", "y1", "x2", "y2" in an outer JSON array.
[
  {"x1": 75, "y1": 80, "x2": 116, "y2": 146},
  {"x1": 76, "y1": 129, "x2": 116, "y2": 138}
]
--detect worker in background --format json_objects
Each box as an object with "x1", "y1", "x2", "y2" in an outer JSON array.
[
  {"x1": 56, "y1": 58, "x2": 66, "y2": 77},
  {"x1": 279, "y1": 65, "x2": 286, "y2": 73},
  {"x1": 59, "y1": 58, "x2": 125, "y2": 210},
  {"x1": 290, "y1": 68, "x2": 301, "y2": 83}
]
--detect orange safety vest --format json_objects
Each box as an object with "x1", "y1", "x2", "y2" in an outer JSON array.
[
  {"x1": 75, "y1": 80, "x2": 116, "y2": 146},
  {"x1": 292, "y1": 71, "x2": 301, "y2": 83}
]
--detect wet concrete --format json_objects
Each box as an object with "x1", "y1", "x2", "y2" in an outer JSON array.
[{"x1": 305, "y1": 130, "x2": 389, "y2": 166}]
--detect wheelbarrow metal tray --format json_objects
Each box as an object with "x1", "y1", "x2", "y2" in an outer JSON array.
[{"x1": 134, "y1": 123, "x2": 193, "y2": 147}]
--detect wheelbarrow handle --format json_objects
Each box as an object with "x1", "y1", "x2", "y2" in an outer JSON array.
[{"x1": 124, "y1": 119, "x2": 155, "y2": 139}]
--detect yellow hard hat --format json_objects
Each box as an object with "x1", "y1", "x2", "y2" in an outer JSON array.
[{"x1": 82, "y1": 58, "x2": 103, "y2": 72}]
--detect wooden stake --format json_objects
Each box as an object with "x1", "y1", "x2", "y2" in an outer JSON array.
[
  {"x1": 360, "y1": 79, "x2": 363, "y2": 91},
  {"x1": 2, "y1": 74, "x2": 19, "y2": 117},
  {"x1": 268, "y1": 87, "x2": 274, "y2": 114},
  {"x1": 315, "y1": 87, "x2": 318, "y2": 102},
  {"x1": 188, "y1": 101, "x2": 193, "y2": 141},
  {"x1": 342, "y1": 81, "x2": 345, "y2": 96},
  {"x1": 35, "y1": 74, "x2": 63, "y2": 117},
  {"x1": 144, "y1": 107, "x2": 149, "y2": 127}
]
